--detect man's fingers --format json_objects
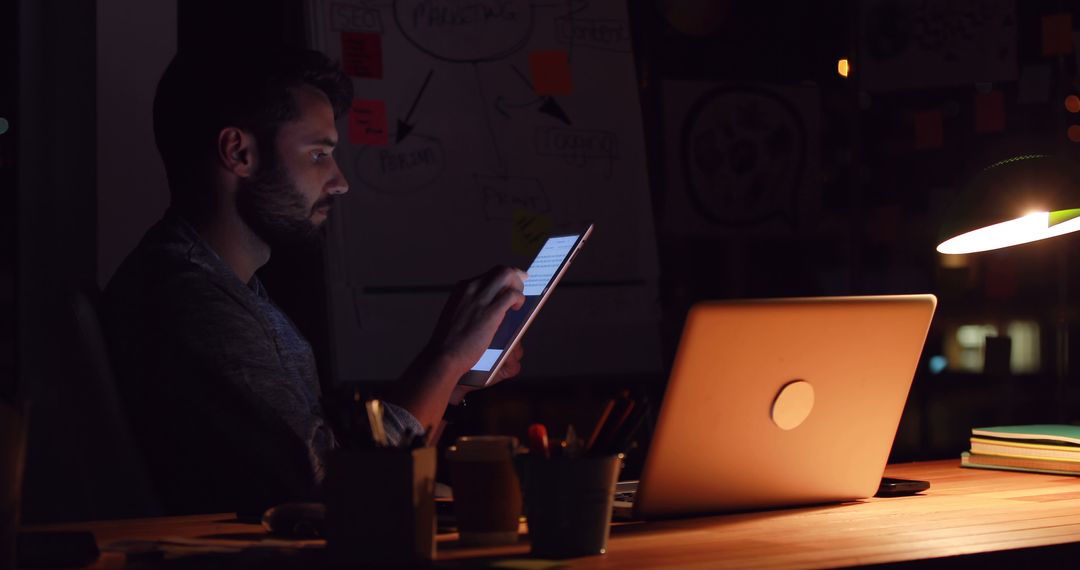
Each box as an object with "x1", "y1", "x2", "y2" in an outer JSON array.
[
  {"x1": 492, "y1": 287, "x2": 526, "y2": 314},
  {"x1": 477, "y1": 267, "x2": 527, "y2": 306},
  {"x1": 475, "y1": 267, "x2": 509, "y2": 304},
  {"x1": 493, "y1": 266, "x2": 528, "y2": 287},
  {"x1": 498, "y1": 345, "x2": 523, "y2": 382},
  {"x1": 494, "y1": 353, "x2": 522, "y2": 383}
]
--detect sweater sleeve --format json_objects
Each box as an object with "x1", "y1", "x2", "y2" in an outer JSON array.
[
  {"x1": 382, "y1": 402, "x2": 426, "y2": 446},
  {"x1": 111, "y1": 270, "x2": 330, "y2": 515}
]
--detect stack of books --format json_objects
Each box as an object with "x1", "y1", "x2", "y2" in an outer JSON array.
[{"x1": 962, "y1": 424, "x2": 1080, "y2": 476}]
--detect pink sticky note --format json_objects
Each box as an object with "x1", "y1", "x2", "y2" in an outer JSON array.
[
  {"x1": 341, "y1": 32, "x2": 383, "y2": 79},
  {"x1": 1042, "y1": 13, "x2": 1073, "y2": 56},
  {"x1": 974, "y1": 90, "x2": 1005, "y2": 134},
  {"x1": 348, "y1": 99, "x2": 387, "y2": 146},
  {"x1": 529, "y1": 50, "x2": 573, "y2": 96},
  {"x1": 913, "y1": 110, "x2": 944, "y2": 150}
]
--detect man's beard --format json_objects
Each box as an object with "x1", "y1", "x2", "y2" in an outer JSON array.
[{"x1": 236, "y1": 159, "x2": 330, "y2": 251}]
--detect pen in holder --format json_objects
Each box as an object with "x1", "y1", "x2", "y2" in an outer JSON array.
[{"x1": 324, "y1": 445, "x2": 437, "y2": 566}]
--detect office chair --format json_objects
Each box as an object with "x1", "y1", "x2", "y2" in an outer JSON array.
[
  {"x1": 21, "y1": 286, "x2": 162, "y2": 522},
  {"x1": 68, "y1": 286, "x2": 161, "y2": 518}
]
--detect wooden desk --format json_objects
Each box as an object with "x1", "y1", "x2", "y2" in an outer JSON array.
[{"x1": 28, "y1": 460, "x2": 1080, "y2": 569}]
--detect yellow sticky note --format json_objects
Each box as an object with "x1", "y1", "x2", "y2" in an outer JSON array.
[{"x1": 512, "y1": 210, "x2": 553, "y2": 257}]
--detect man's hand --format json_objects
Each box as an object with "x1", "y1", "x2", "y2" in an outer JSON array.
[
  {"x1": 490, "y1": 342, "x2": 524, "y2": 385},
  {"x1": 449, "y1": 343, "x2": 524, "y2": 405},
  {"x1": 392, "y1": 266, "x2": 527, "y2": 433},
  {"x1": 427, "y1": 266, "x2": 527, "y2": 377}
]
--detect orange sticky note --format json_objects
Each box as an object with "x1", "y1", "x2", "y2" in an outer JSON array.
[
  {"x1": 1042, "y1": 13, "x2": 1073, "y2": 56},
  {"x1": 529, "y1": 50, "x2": 573, "y2": 96},
  {"x1": 913, "y1": 110, "x2": 944, "y2": 150},
  {"x1": 974, "y1": 90, "x2": 1005, "y2": 134},
  {"x1": 348, "y1": 99, "x2": 387, "y2": 146}
]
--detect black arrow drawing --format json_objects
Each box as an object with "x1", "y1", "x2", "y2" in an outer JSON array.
[
  {"x1": 473, "y1": 63, "x2": 508, "y2": 174},
  {"x1": 494, "y1": 96, "x2": 573, "y2": 125},
  {"x1": 396, "y1": 69, "x2": 433, "y2": 144},
  {"x1": 498, "y1": 64, "x2": 573, "y2": 125},
  {"x1": 538, "y1": 97, "x2": 572, "y2": 125},
  {"x1": 494, "y1": 94, "x2": 543, "y2": 118}
]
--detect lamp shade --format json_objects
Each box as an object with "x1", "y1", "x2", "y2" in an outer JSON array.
[{"x1": 937, "y1": 154, "x2": 1080, "y2": 254}]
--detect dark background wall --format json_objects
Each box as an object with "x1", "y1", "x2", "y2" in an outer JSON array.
[
  {"x1": 14, "y1": 0, "x2": 103, "y2": 523},
  {"x1": 0, "y1": 0, "x2": 17, "y2": 406},
  {"x1": 8, "y1": 0, "x2": 1080, "y2": 522}
]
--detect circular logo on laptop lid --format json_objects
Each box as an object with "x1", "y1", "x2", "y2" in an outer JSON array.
[{"x1": 771, "y1": 380, "x2": 814, "y2": 430}]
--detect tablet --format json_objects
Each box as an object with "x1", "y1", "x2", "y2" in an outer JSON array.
[{"x1": 458, "y1": 224, "x2": 594, "y2": 387}]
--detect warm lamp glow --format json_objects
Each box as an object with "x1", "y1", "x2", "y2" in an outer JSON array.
[
  {"x1": 1066, "y1": 95, "x2": 1080, "y2": 113},
  {"x1": 937, "y1": 209, "x2": 1080, "y2": 254},
  {"x1": 837, "y1": 58, "x2": 850, "y2": 78}
]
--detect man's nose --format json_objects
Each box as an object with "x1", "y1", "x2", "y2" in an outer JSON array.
[{"x1": 328, "y1": 162, "x2": 349, "y2": 195}]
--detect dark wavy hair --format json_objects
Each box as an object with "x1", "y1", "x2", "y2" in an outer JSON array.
[{"x1": 152, "y1": 46, "x2": 352, "y2": 214}]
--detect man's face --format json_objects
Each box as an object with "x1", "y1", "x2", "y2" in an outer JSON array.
[{"x1": 237, "y1": 85, "x2": 348, "y2": 248}]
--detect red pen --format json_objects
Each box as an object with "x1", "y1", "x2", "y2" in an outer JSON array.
[
  {"x1": 528, "y1": 423, "x2": 551, "y2": 459},
  {"x1": 586, "y1": 399, "x2": 616, "y2": 453}
]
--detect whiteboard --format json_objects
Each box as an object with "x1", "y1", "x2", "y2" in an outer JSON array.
[{"x1": 306, "y1": 0, "x2": 660, "y2": 381}]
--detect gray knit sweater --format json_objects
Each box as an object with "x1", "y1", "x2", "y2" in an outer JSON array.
[{"x1": 103, "y1": 209, "x2": 421, "y2": 515}]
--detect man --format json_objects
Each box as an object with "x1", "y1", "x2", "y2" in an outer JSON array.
[{"x1": 103, "y1": 47, "x2": 526, "y2": 515}]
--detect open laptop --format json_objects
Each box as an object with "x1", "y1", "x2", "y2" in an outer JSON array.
[{"x1": 617, "y1": 294, "x2": 937, "y2": 519}]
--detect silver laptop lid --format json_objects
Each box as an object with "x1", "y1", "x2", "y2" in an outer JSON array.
[{"x1": 634, "y1": 294, "x2": 937, "y2": 519}]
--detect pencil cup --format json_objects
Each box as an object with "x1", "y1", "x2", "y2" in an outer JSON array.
[
  {"x1": 324, "y1": 446, "x2": 436, "y2": 566},
  {"x1": 0, "y1": 402, "x2": 26, "y2": 570},
  {"x1": 445, "y1": 436, "x2": 523, "y2": 546},
  {"x1": 516, "y1": 454, "x2": 620, "y2": 558}
]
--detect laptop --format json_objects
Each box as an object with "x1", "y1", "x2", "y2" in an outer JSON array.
[{"x1": 617, "y1": 294, "x2": 937, "y2": 519}]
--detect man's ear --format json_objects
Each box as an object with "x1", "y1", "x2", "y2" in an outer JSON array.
[{"x1": 217, "y1": 127, "x2": 257, "y2": 178}]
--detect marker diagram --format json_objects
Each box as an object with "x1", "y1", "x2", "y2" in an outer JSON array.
[
  {"x1": 310, "y1": 0, "x2": 654, "y2": 288},
  {"x1": 312, "y1": 0, "x2": 664, "y2": 384}
]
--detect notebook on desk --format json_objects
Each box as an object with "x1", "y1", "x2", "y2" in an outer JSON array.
[{"x1": 617, "y1": 294, "x2": 937, "y2": 519}]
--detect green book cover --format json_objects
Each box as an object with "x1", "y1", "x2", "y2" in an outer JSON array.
[{"x1": 971, "y1": 424, "x2": 1080, "y2": 446}]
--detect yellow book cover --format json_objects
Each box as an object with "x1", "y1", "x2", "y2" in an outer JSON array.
[
  {"x1": 961, "y1": 452, "x2": 1080, "y2": 476},
  {"x1": 969, "y1": 437, "x2": 1080, "y2": 462}
]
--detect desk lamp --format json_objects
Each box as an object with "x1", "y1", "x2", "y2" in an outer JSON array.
[
  {"x1": 937, "y1": 155, "x2": 1080, "y2": 255},
  {"x1": 936, "y1": 154, "x2": 1080, "y2": 420}
]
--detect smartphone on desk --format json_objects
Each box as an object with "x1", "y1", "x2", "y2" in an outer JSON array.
[
  {"x1": 458, "y1": 224, "x2": 593, "y2": 388},
  {"x1": 875, "y1": 477, "x2": 930, "y2": 497}
]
